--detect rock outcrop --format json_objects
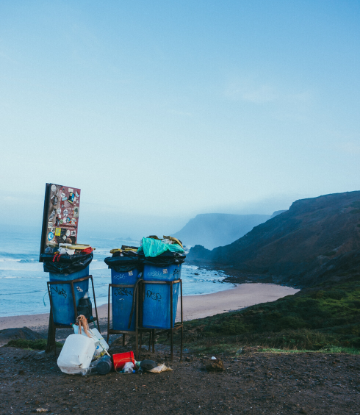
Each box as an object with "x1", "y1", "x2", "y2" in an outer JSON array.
[{"x1": 188, "y1": 191, "x2": 360, "y2": 287}]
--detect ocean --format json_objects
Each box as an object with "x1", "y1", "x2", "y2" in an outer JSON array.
[{"x1": 0, "y1": 229, "x2": 235, "y2": 318}]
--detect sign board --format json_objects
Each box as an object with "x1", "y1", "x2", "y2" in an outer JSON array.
[{"x1": 39, "y1": 183, "x2": 81, "y2": 261}]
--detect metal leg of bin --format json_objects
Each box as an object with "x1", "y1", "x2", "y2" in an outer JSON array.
[
  {"x1": 180, "y1": 279, "x2": 183, "y2": 361},
  {"x1": 90, "y1": 276, "x2": 100, "y2": 331},
  {"x1": 170, "y1": 281, "x2": 174, "y2": 361},
  {"x1": 107, "y1": 285, "x2": 111, "y2": 343}
]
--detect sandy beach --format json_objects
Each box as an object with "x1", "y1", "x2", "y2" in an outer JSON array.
[{"x1": 0, "y1": 283, "x2": 299, "y2": 332}]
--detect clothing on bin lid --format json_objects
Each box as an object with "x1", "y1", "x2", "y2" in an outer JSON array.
[{"x1": 138, "y1": 237, "x2": 184, "y2": 257}]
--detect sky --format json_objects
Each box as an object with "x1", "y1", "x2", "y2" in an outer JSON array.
[{"x1": 1, "y1": 1, "x2": 359, "y2": 238}]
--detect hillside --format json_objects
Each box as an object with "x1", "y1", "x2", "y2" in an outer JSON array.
[
  {"x1": 188, "y1": 191, "x2": 360, "y2": 287},
  {"x1": 173, "y1": 213, "x2": 271, "y2": 249}
]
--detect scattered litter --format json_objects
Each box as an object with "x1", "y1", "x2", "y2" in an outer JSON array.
[
  {"x1": 95, "y1": 355, "x2": 113, "y2": 375},
  {"x1": 211, "y1": 356, "x2": 216, "y2": 360},
  {"x1": 205, "y1": 358, "x2": 225, "y2": 372},
  {"x1": 140, "y1": 360, "x2": 157, "y2": 372},
  {"x1": 34, "y1": 409, "x2": 49, "y2": 413},
  {"x1": 149, "y1": 364, "x2": 172, "y2": 373},
  {"x1": 57, "y1": 334, "x2": 95, "y2": 375},
  {"x1": 122, "y1": 362, "x2": 135, "y2": 373}
]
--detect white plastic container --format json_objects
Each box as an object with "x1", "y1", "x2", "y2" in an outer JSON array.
[
  {"x1": 72, "y1": 325, "x2": 109, "y2": 357},
  {"x1": 57, "y1": 334, "x2": 95, "y2": 375}
]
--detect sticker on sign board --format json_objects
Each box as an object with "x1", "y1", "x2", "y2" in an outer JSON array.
[
  {"x1": 68, "y1": 188, "x2": 73, "y2": 193},
  {"x1": 68, "y1": 193, "x2": 74, "y2": 204},
  {"x1": 73, "y1": 207, "x2": 79, "y2": 218},
  {"x1": 63, "y1": 209, "x2": 68, "y2": 216},
  {"x1": 48, "y1": 232, "x2": 54, "y2": 241},
  {"x1": 128, "y1": 271, "x2": 133, "y2": 276},
  {"x1": 71, "y1": 218, "x2": 76, "y2": 225},
  {"x1": 163, "y1": 269, "x2": 168, "y2": 274},
  {"x1": 66, "y1": 230, "x2": 70, "y2": 236},
  {"x1": 51, "y1": 185, "x2": 56, "y2": 192},
  {"x1": 55, "y1": 228, "x2": 61, "y2": 236},
  {"x1": 56, "y1": 208, "x2": 61, "y2": 214},
  {"x1": 75, "y1": 191, "x2": 79, "y2": 197},
  {"x1": 71, "y1": 230, "x2": 76, "y2": 236},
  {"x1": 60, "y1": 219, "x2": 63, "y2": 224},
  {"x1": 66, "y1": 217, "x2": 71, "y2": 223},
  {"x1": 48, "y1": 222, "x2": 53, "y2": 228}
]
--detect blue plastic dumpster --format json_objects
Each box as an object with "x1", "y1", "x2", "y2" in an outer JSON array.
[
  {"x1": 142, "y1": 260, "x2": 182, "y2": 329},
  {"x1": 104, "y1": 254, "x2": 141, "y2": 332},
  {"x1": 111, "y1": 284, "x2": 137, "y2": 331},
  {"x1": 48, "y1": 266, "x2": 90, "y2": 325}
]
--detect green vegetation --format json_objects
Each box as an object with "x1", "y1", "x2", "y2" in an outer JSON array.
[
  {"x1": 175, "y1": 278, "x2": 360, "y2": 355},
  {"x1": 5, "y1": 339, "x2": 63, "y2": 350}
]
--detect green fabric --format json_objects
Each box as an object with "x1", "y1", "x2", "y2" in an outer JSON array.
[{"x1": 138, "y1": 237, "x2": 184, "y2": 257}]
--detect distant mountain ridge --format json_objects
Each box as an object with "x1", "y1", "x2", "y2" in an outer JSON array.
[
  {"x1": 187, "y1": 191, "x2": 360, "y2": 287},
  {"x1": 173, "y1": 213, "x2": 272, "y2": 249}
]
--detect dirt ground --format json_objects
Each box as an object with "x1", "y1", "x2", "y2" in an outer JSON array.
[{"x1": 1, "y1": 338, "x2": 360, "y2": 415}]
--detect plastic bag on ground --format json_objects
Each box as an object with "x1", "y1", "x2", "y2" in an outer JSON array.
[
  {"x1": 149, "y1": 364, "x2": 173, "y2": 373},
  {"x1": 57, "y1": 334, "x2": 95, "y2": 375},
  {"x1": 123, "y1": 362, "x2": 135, "y2": 373}
]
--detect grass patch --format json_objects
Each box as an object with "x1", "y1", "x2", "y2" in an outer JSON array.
[
  {"x1": 168, "y1": 277, "x2": 360, "y2": 355},
  {"x1": 5, "y1": 339, "x2": 63, "y2": 350}
]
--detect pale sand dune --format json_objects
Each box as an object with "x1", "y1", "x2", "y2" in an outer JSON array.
[{"x1": 0, "y1": 283, "x2": 299, "y2": 331}]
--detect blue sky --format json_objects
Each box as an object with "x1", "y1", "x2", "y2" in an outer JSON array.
[{"x1": 1, "y1": 1, "x2": 359, "y2": 237}]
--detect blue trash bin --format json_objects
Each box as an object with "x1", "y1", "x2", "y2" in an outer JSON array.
[
  {"x1": 49, "y1": 266, "x2": 90, "y2": 325},
  {"x1": 105, "y1": 255, "x2": 141, "y2": 332},
  {"x1": 112, "y1": 283, "x2": 137, "y2": 331},
  {"x1": 142, "y1": 263, "x2": 182, "y2": 329},
  {"x1": 111, "y1": 268, "x2": 140, "y2": 285}
]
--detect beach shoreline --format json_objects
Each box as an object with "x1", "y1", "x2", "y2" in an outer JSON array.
[{"x1": 0, "y1": 283, "x2": 299, "y2": 332}]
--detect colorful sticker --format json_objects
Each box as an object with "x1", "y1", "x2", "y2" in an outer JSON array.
[
  {"x1": 48, "y1": 232, "x2": 54, "y2": 241},
  {"x1": 71, "y1": 218, "x2": 76, "y2": 225},
  {"x1": 55, "y1": 228, "x2": 61, "y2": 236},
  {"x1": 75, "y1": 191, "x2": 79, "y2": 197},
  {"x1": 163, "y1": 269, "x2": 168, "y2": 274},
  {"x1": 60, "y1": 219, "x2": 63, "y2": 224},
  {"x1": 68, "y1": 192, "x2": 74, "y2": 204},
  {"x1": 63, "y1": 209, "x2": 68, "y2": 217},
  {"x1": 66, "y1": 217, "x2": 71, "y2": 223},
  {"x1": 129, "y1": 271, "x2": 133, "y2": 276}
]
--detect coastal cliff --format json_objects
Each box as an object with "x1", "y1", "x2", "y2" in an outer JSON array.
[{"x1": 188, "y1": 191, "x2": 360, "y2": 287}]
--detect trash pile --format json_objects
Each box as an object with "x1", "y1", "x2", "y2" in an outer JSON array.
[
  {"x1": 41, "y1": 244, "x2": 94, "y2": 275},
  {"x1": 57, "y1": 315, "x2": 171, "y2": 376},
  {"x1": 52, "y1": 235, "x2": 184, "y2": 377}
]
